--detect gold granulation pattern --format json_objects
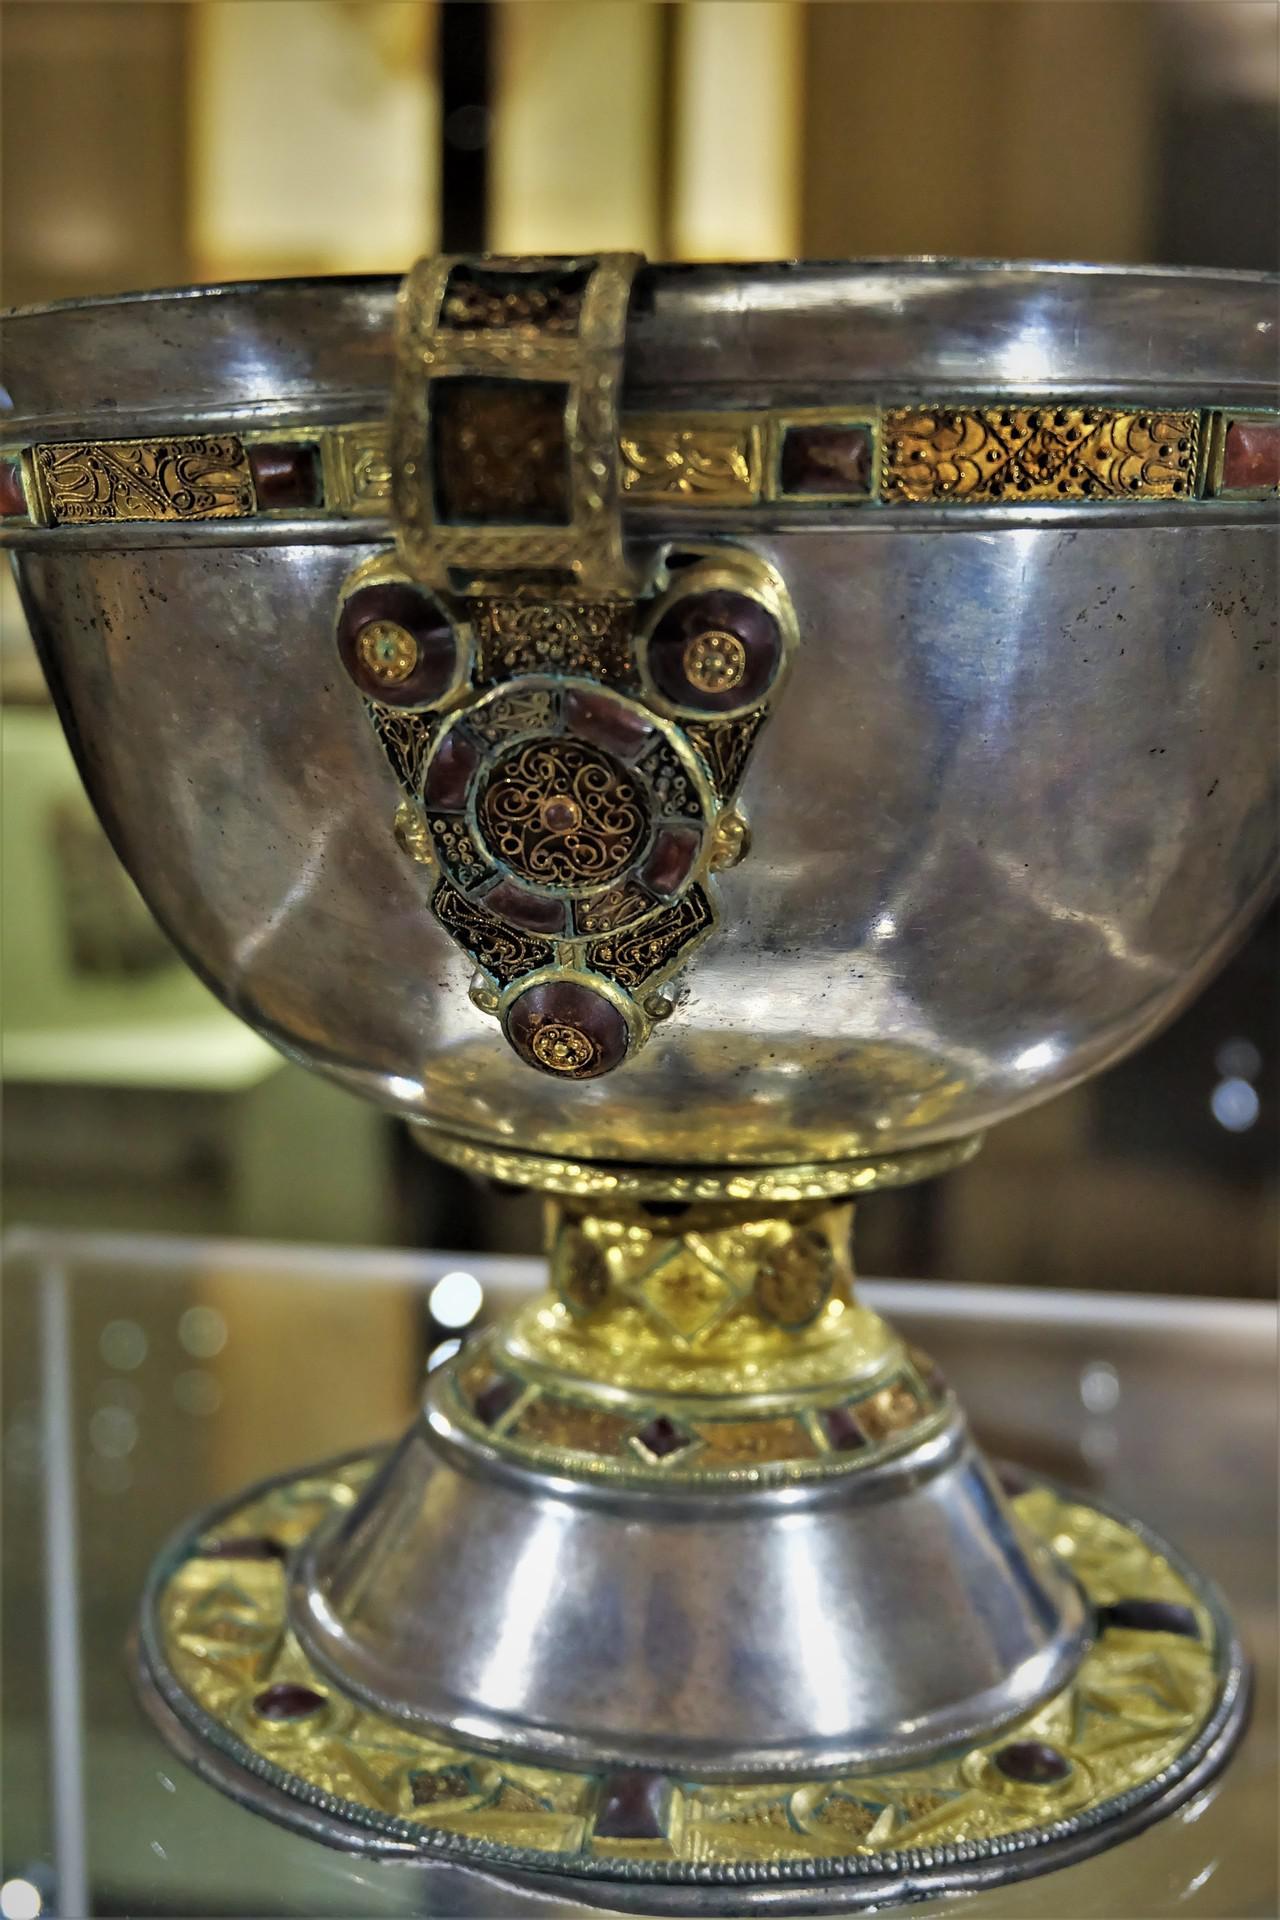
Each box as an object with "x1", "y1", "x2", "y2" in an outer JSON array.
[
  {"x1": 432, "y1": 379, "x2": 571, "y2": 526},
  {"x1": 441, "y1": 267, "x2": 587, "y2": 336},
  {"x1": 426, "y1": 815, "x2": 488, "y2": 891},
  {"x1": 358, "y1": 620, "x2": 418, "y2": 686},
  {"x1": 635, "y1": 735, "x2": 704, "y2": 820},
  {"x1": 688, "y1": 1417, "x2": 819, "y2": 1469},
  {"x1": 755, "y1": 1227, "x2": 835, "y2": 1327},
  {"x1": 510, "y1": 1396, "x2": 633, "y2": 1456},
  {"x1": 857, "y1": 1381, "x2": 926, "y2": 1442},
  {"x1": 474, "y1": 599, "x2": 635, "y2": 686},
  {"x1": 882, "y1": 406, "x2": 1200, "y2": 503},
  {"x1": 156, "y1": 1471, "x2": 1224, "y2": 1872},
  {"x1": 683, "y1": 629, "x2": 747, "y2": 695},
  {"x1": 530, "y1": 1022, "x2": 598, "y2": 1076}
]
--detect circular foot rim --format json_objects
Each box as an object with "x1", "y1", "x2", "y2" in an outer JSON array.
[{"x1": 134, "y1": 1452, "x2": 1250, "y2": 1915}]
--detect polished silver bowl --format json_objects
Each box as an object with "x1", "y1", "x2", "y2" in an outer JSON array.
[{"x1": 4, "y1": 261, "x2": 1276, "y2": 1171}]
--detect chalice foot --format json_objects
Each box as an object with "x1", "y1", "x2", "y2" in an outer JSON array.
[{"x1": 133, "y1": 1144, "x2": 1249, "y2": 1911}]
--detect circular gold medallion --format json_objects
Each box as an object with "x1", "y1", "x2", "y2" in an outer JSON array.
[
  {"x1": 531, "y1": 1022, "x2": 597, "y2": 1075},
  {"x1": 682, "y1": 629, "x2": 748, "y2": 695},
  {"x1": 357, "y1": 620, "x2": 419, "y2": 686}
]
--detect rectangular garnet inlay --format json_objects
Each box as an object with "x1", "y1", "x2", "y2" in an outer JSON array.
[
  {"x1": 1221, "y1": 417, "x2": 1280, "y2": 493},
  {"x1": 247, "y1": 441, "x2": 322, "y2": 510},
  {"x1": 0, "y1": 459, "x2": 26, "y2": 517},
  {"x1": 431, "y1": 376, "x2": 571, "y2": 526},
  {"x1": 779, "y1": 421, "x2": 873, "y2": 497}
]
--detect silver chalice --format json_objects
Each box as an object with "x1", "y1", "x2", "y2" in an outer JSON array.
[{"x1": 2, "y1": 255, "x2": 1276, "y2": 1911}]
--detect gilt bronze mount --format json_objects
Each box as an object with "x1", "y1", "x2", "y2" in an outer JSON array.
[{"x1": 4, "y1": 254, "x2": 1275, "y2": 1910}]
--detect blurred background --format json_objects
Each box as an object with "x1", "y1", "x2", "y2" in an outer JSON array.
[{"x1": 2, "y1": 0, "x2": 1275, "y2": 1299}]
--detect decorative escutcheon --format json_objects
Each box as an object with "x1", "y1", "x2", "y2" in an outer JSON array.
[{"x1": 337, "y1": 252, "x2": 797, "y2": 1077}]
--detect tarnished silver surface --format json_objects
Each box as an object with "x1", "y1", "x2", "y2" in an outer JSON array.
[{"x1": 291, "y1": 1411, "x2": 1087, "y2": 1778}]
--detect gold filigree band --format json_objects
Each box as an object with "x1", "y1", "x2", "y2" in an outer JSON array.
[{"x1": 4, "y1": 405, "x2": 1273, "y2": 528}]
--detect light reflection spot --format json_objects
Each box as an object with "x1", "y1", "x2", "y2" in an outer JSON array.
[
  {"x1": 0, "y1": 1881, "x2": 42, "y2": 1920},
  {"x1": 1210, "y1": 1077, "x2": 1259, "y2": 1132},
  {"x1": 100, "y1": 1319, "x2": 147, "y2": 1370},
  {"x1": 178, "y1": 1305, "x2": 227, "y2": 1359},
  {"x1": 174, "y1": 1371, "x2": 222, "y2": 1417},
  {"x1": 89, "y1": 1405, "x2": 138, "y2": 1458},
  {"x1": 1079, "y1": 1361, "x2": 1120, "y2": 1414},
  {"x1": 429, "y1": 1270, "x2": 484, "y2": 1330}
]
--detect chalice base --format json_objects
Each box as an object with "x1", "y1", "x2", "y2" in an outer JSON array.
[
  {"x1": 130, "y1": 1160, "x2": 1248, "y2": 1910},
  {"x1": 134, "y1": 1453, "x2": 1246, "y2": 1913}
]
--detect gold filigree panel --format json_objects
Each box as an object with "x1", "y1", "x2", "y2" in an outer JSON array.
[
  {"x1": 432, "y1": 882, "x2": 554, "y2": 986},
  {"x1": 620, "y1": 415, "x2": 762, "y2": 505},
  {"x1": 881, "y1": 406, "x2": 1200, "y2": 503},
  {"x1": 477, "y1": 739, "x2": 648, "y2": 887},
  {"x1": 588, "y1": 887, "x2": 715, "y2": 990},
  {"x1": 325, "y1": 422, "x2": 393, "y2": 514},
  {"x1": 32, "y1": 436, "x2": 255, "y2": 524}
]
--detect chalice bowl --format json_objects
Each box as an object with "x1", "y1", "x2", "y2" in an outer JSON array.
[{"x1": 4, "y1": 255, "x2": 1277, "y2": 1912}]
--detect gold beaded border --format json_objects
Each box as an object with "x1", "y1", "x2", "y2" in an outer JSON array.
[{"x1": 408, "y1": 1126, "x2": 984, "y2": 1202}]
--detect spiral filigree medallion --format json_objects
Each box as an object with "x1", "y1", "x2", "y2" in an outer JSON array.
[{"x1": 478, "y1": 738, "x2": 647, "y2": 889}]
